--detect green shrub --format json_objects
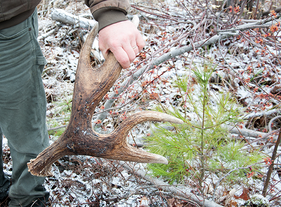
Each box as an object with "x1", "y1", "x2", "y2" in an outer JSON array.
[
  {"x1": 47, "y1": 96, "x2": 72, "y2": 137},
  {"x1": 145, "y1": 63, "x2": 264, "y2": 186}
]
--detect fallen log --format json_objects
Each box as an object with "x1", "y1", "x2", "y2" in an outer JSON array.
[{"x1": 51, "y1": 8, "x2": 97, "y2": 29}]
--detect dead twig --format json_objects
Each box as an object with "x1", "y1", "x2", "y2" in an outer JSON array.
[
  {"x1": 120, "y1": 162, "x2": 223, "y2": 207},
  {"x1": 262, "y1": 127, "x2": 281, "y2": 196}
]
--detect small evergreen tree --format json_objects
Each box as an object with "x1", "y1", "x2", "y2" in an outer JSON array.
[{"x1": 145, "y1": 63, "x2": 264, "y2": 188}]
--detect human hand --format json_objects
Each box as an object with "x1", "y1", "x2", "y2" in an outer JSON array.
[{"x1": 98, "y1": 20, "x2": 145, "y2": 68}]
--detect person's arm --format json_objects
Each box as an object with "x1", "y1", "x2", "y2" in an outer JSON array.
[{"x1": 85, "y1": 0, "x2": 145, "y2": 68}]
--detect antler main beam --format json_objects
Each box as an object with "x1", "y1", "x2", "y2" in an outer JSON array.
[{"x1": 27, "y1": 25, "x2": 183, "y2": 177}]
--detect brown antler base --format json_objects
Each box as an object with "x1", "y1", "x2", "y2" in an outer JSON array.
[{"x1": 27, "y1": 111, "x2": 183, "y2": 176}]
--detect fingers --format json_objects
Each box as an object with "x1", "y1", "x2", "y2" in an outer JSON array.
[
  {"x1": 132, "y1": 45, "x2": 139, "y2": 56},
  {"x1": 98, "y1": 20, "x2": 146, "y2": 68},
  {"x1": 131, "y1": 32, "x2": 145, "y2": 56},
  {"x1": 136, "y1": 32, "x2": 145, "y2": 51},
  {"x1": 110, "y1": 46, "x2": 131, "y2": 69},
  {"x1": 101, "y1": 43, "x2": 140, "y2": 69},
  {"x1": 109, "y1": 43, "x2": 141, "y2": 68},
  {"x1": 124, "y1": 42, "x2": 137, "y2": 62}
]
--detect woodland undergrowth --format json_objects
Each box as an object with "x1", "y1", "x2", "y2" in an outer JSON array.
[{"x1": 1, "y1": 0, "x2": 281, "y2": 206}]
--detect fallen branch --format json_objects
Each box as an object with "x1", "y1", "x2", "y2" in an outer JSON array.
[
  {"x1": 121, "y1": 162, "x2": 223, "y2": 207},
  {"x1": 243, "y1": 109, "x2": 279, "y2": 120},
  {"x1": 262, "y1": 127, "x2": 281, "y2": 196},
  {"x1": 38, "y1": 23, "x2": 61, "y2": 40},
  {"x1": 212, "y1": 162, "x2": 264, "y2": 201},
  {"x1": 48, "y1": 125, "x2": 67, "y2": 131},
  {"x1": 51, "y1": 8, "x2": 97, "y2": 29},
  {"x1": 225, "y1": 125, "x2": 268, "y2": 138},
  {"x1": 262, "y1": 7, "x2": 281, "y2": 17}
]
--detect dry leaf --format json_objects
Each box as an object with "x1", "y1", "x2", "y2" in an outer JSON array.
[
  {"x1": 139, "y1": 196, "x2": 149, "y2": 207},
  {"x1": 234, "y1": 187, "x2": 250, "y2": 201}
]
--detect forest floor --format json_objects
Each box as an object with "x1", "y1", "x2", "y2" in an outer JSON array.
[{"x1": 1, "y1": 0, "x2": 281, "y2": 206}]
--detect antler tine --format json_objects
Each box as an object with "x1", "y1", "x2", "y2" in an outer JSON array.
[
  {"x1": 99, "y1": 111, "x2": 184, "y2": 164},
  {"x1": 79, "y1": 24, "x2": 98, "y2": 65},
  {"x1": 113, "y1": 111, "x2": 183, "y2": 144},
  {"x1": 70, "y1": 28, "x2": 122, "y2": 125},
  {"x1": 27, "y1": 24, "x2": 184, "y2": 177}
]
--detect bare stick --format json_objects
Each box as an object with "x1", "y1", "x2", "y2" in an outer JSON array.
[{"x1": 262, "y1": 127, "x2": 281, "y2": 196}]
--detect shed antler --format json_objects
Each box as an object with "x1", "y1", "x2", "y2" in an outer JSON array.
[{"x1": 27, "y1": 26, "x2": 183, "y2": 177}]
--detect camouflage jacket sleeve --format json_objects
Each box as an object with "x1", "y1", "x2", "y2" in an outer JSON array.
[{"x1": 85, "y1": 0, "x2": 130, "y2": 31}]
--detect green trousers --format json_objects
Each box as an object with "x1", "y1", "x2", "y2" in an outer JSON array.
[{"x1": 0, "y1": 9, "x2": 50, "y2": 206}]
